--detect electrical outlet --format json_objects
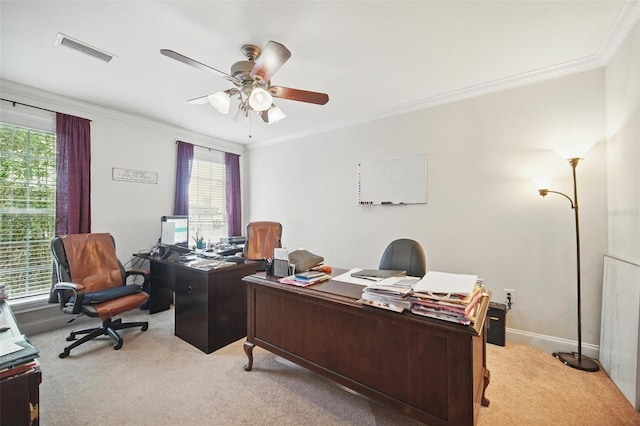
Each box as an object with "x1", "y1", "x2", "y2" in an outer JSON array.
[{"x1": 504, "y1": 289, "x2": 515, "y2": 308}]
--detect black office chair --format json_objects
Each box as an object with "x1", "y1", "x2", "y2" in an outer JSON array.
[
  {"x1": 379, "y1": 238, "x2": 427, "y2": 278},
  {"x1": 51, "y1": 233, "x2": 150, "y2": 358}
]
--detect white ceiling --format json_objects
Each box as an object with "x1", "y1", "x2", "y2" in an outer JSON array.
[{"x1": 1, "y1": 1, "x2": 638, "y2": 146}]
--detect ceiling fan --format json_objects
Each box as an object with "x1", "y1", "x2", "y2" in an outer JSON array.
[{"x1": 160, "y1": 41, "x2": 329, "y2": 124}]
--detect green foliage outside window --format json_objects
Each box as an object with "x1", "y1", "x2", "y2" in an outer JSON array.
[{"x1": 0, "y1": 124, "x2": 56, "y2": 299}]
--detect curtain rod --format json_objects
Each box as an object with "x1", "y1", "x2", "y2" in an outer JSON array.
[
  {"x1": 1, "y1": 97, "x2": 92, "y2": 121},
  {"x1": 175, "y1": 139, "x2": 239, "y2": 155}
]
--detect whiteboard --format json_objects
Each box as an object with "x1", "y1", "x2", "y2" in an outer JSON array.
[
  {"x1": 357, "y1": 154, "x2": 427, "y2": 205},
  {"x1": 600, "y1": 255, "x2": 640, "y2": 411}
]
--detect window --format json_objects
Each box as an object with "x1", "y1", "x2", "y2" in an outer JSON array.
[
  {"x1": 0, "y1": 123, "x2": 56, "y2": 299},
  {"x1": 188, "y1": 148, "x2": 227, "y2": 245}
]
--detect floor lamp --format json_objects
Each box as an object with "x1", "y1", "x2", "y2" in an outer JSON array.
[{"x1": 536, "y1": 142, "x2": 599, "y2": 372}]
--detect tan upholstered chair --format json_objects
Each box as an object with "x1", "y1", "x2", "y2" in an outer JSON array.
[
  {"x1": 242, "y1": 221, "x2": 282, "y2": 271},
  {"x1": 51, "y1": 233, "x2": 149, "y2": 358}
]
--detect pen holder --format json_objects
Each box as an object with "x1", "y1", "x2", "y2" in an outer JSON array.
[{"x1": 265, "y1": 258, "x2": 274, "y2": 275}]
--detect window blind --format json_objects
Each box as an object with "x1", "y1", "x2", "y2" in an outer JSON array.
[
  {"x1": 189, "y1": 147, "x2": 227, "y2": 244},
  {"x1": 0, "y1": 119, "x2": 57, "y2": 299}
]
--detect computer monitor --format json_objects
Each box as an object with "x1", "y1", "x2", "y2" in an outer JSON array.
[{"x1": 160, "y1": 215, "x2": 189, "y2": 248}]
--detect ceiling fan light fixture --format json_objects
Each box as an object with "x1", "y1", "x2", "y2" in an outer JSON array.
[
  {"x1": 248, "y1": 87, "x2": 273, "y2": 111},
  {"x1": 208, "y1": 91, "x2": 231, "y2": 114},
  {"x1": 162, "y1": 41, "x2": 329, "y2": 127},
  {"x1": 234, "y1": 108, "x2": 251, "y2": 125},
  {"x1": 267, "y1": 105, "x2": 286, "y2": 124}
]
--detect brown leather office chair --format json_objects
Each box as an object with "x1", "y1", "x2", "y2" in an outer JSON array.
[
  {"x1": 51, "y1": 233, "x2": 149, "y2": 358},
  {"x1": 379, "y1": 238, "x2": 427, "y2": 278},
  {"x1": 243, "y1": 221, "x2": 282, "y2": 271}
]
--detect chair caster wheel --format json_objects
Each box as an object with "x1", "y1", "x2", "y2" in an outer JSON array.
[
  {"x1": 114, "y1": 340, "x2": 123, "y2": 350},
  {"x1": 59, "y1": 349, "x2": 70, "y2": 359},
  {"x1": 141, "y1": 323, "x2": 148, "y2": 331}
]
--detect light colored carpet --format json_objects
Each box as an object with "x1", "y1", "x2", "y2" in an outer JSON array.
[{"x1": 30, "y1": 307, "x2": 640, "y2": 425}]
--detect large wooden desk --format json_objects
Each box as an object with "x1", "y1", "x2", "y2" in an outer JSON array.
[
  {"x1": 242, "y1": 271, "x2": 490, "y2": 425},
  {"x1": 134, "y1": 253, "x2": 257, "y2": 353}
]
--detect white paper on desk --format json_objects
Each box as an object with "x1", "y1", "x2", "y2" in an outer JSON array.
[
  {"x1": 0, "y1": 341, "x2": 23, "y2": 357},
  {"x1": 413, "y1": 271, "x2": 477, "y2": 294}
]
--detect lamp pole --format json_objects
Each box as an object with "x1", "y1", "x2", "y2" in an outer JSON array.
[{"x1": 539, "y1": 157, "x2": 599, "y2": 372}]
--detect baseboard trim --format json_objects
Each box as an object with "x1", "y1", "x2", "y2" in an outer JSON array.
[
  {"x1": 506, "y1": 327, "x2": 600, "y2": 360},
  {"x1": 14, "y1": 303, "x2": 91, "y2": 336}
]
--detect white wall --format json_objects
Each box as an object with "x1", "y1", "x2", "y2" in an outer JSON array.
[
  {"x1": 606, "y1": 18, "x2": 640, "y2": 263},
  {"x1": 246, "y1": 69, "x2": 608, "y2": 354}
]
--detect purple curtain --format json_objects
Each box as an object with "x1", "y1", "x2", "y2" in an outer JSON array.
[
  {"x1": 51, "y1": 112, "x2": 91, "y2": 302},
  {"x1": 55, "y1": 112, "x2": 91, "y2": 236},
  {"x1": 174, "y1": 141, "x2": 194, "y2": 215},
  {"x1": 225, "y1": 152, "x2": 242, "y2": 236}
]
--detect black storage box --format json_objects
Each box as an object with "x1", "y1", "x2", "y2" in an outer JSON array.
[{"x1": 487, "y1": 302, "x2": 507, "y2": 346}]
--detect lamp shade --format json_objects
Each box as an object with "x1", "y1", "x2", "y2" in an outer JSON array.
[
  {"x1": 208, "y1": 92, "x2": 231, "y2": 114},
  {"x1": 267, "y1": 105, "x2": 286, "y2": 124},
  {"x1": 248, "y1": 87, "x2": 273, "y2": 111},
  {"x1": 552, "y1": 140, "x2": 596, "y2": 159}
]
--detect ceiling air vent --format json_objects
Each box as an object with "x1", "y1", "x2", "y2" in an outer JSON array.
[{"x1": 55, "y1": 33, "x2": 116, "y2": 63}]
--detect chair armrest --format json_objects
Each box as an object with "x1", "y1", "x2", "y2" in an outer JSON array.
[
  {"x1": 53, "y1": 282, "x2": 86, "y2": 314},
  {"x1": 125, "y1": 269, "x2": 150, "y2": 288},
  {"x1": 53, "y1": 282, "x2": 85, "y2": 292},
  {"x1": 126, "y1": 268, "x2": 149, "y2": 276}
]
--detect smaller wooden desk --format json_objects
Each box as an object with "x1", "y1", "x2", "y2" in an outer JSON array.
[
  {"x1": 174, "y1": 262, "x2": 256, "y2": 353},
  {"x1": 134, "y1": 253, "x2": 257, "y2": 353}
]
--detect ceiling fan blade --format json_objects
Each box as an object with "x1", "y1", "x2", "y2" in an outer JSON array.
[
  {"x1": 250, "y1": 41, "x2": 291, "y2": 82},
  {"x1": 187, "y1": 95, "x2": 210, "y2": 105},
  {"x1": 160, "y1": 49, "x2": 235, "y2": 80},
  {"x1": 269, "y1": 86, "x2": 329, "y2": 105}
]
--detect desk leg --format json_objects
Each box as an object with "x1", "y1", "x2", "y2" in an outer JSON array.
[
  {"x1": 243, "y1": 342, "x2": 255, "y2": 371},
  {"x1": 482, "y1": 368, "x2": 491, "y2": 406}
]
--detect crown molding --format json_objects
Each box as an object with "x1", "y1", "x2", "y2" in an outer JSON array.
[
  {"x1": 0, "y1": 79, "x2": 246, "y2": 155},
  {"x1": 597, "y1": 0, "x2": 640, "y2": 64},
  {"x1": 250, "y1": 54, "x2": 605, "y2": 150}
]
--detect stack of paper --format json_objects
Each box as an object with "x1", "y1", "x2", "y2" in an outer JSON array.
[
  {"x1": 279, "y1": 271, "x2": 331, "y2": 287},
  {"x1": 409, "y1": 271, "x2": 485, "y2": 325},
  {"x1": 360, "y1": 277, "x2": 419, "y2": 313}
]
